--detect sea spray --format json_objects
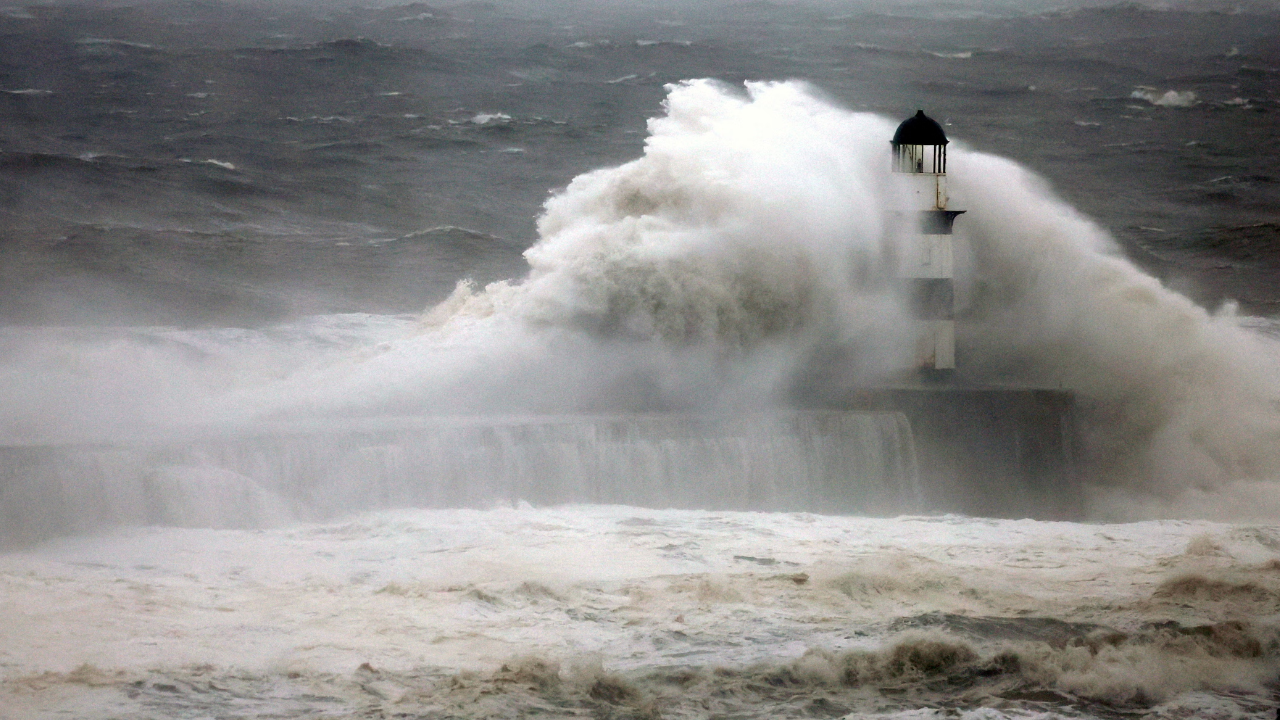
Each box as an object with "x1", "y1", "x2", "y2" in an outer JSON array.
[
  {"x1": 194, "y1": 80, "x2": 922, "y2": 422},
  {"x1": 3, "y1": 79, "x2": 1280, "y2": 520},
  {"x1": 949, "y1": 152, "x2": 1280, "y2": 516},
  {"x1": 409, "y1": 79, "x2": 1280, "y2": 518}
]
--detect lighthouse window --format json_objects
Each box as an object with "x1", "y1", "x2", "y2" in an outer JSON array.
[{"x1": 893, "y1": 144, "x2": 946, "y2": 174}]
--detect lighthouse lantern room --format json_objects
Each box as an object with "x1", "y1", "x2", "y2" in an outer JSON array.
[{"x1": 892, "y1": 110, "x2": 948, "y2": 174}]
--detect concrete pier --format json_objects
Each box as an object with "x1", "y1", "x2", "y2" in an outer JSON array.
[{"x1": 796, "y1": 385, "x2": 1082, "y2": 520}]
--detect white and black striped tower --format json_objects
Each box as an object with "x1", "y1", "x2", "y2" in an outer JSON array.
[{"x1": 891, "y1": 110, "x2": 964, "y2": 379}]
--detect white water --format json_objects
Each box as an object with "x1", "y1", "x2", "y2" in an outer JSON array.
[{"x1": 2, "y1": 508, "x2": 1278, "y2": 719}]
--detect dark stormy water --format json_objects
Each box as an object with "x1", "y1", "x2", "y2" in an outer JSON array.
[
  {"x1": 2, "y1": 1, "x2": 1280, "y2": 718},
  {"x1": 2, "y1": 0, "x2": 1278, "y2": 324}
]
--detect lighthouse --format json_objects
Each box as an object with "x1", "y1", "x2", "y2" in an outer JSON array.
[{"x1": 891, "y1": 110, "x2": 964, "y2": 377}]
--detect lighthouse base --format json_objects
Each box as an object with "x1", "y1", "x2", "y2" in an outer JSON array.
[{"x1": 793, "y1": 385, "x2": 1081, "y2": 520}]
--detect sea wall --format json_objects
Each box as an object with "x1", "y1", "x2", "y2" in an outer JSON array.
[
  {"x1": 0, "y1": 411, "x2": 921, "y2": 546},
  {"x1": 805, "y1": 387, "x2": 1082, "y2": 520}
]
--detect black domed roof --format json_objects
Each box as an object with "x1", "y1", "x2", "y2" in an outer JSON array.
[{"x1": 892, "y1": 110, "x2": 948, "y2": 146}]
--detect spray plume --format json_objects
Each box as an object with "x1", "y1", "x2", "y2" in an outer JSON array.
[
  {"x1": 373, "y1": 78, "x2": 1280, "y2": 519},
  {"x1": 3, "y1": 79, "x2": 1279, "y2": 520}
]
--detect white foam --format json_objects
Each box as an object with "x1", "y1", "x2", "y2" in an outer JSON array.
[
  {"x1": 470, "y1": 112, "x2": 512, "y2": 125},
  {"x1": 2, "y1": 508, "x2": 1276, "y2": 717},
  {"x1": 1131, "y1": 87, "x2": 1198, "y2": 107}
]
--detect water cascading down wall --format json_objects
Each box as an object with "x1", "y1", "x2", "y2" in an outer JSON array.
[{"x1": 0, "y1": 411, "x2": 949, "y2": 546}]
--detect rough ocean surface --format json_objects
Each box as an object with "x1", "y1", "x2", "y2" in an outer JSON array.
[
  {"x1": 1, "y1": 0, "x2": 1277, "y2": 324},
  {"x1": 2, "y1": 1, "x2": 1280, "y2": 719},
  {"x1": 3, "y1": 508, "x2": 1279, "y2": 719}
]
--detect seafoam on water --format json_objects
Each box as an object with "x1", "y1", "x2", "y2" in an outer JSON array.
[{"x1": 2, "y1": 507, "x2": 1278, "y2": 719}]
